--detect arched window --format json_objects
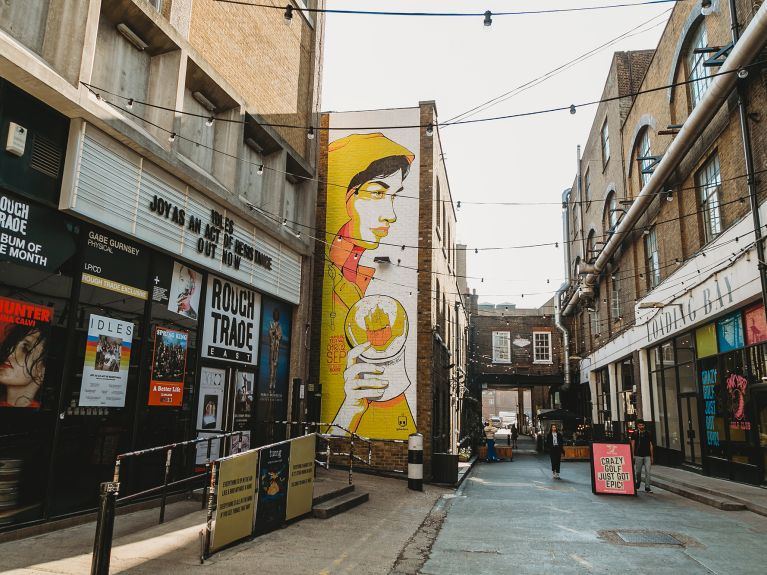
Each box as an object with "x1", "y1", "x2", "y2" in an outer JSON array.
[
  {"x1": 587, "y1": 229, "x2": 596, "y2": 262},
  {"x1": 637, "y1": 130, "x2": 652, "y2": 188},
  {"x1": 604, "y1": 191, "x2": 619, "y2": 231},
  {"x1": 687, "y1": 23, "x2": 713, "y2": 109}
]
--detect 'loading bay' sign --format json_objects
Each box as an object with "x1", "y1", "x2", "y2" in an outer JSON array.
[
  {"x1": 202, "y1": 275, "x2": 261, "y2": 365},
  {"x1": 590, "y1": 443, "x2": 636, "y2": 496}
]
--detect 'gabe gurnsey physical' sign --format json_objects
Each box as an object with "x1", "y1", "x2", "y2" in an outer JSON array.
[
  {"x1": 590, "y1": 442, "x2": 636, "y2": 496},
  {"x1": 202, "y1": 275, "x2": 261, "y2": 365}
]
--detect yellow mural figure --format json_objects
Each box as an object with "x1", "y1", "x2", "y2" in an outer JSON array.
[{"x1": 320, "y1": 133, "x2": 417, "y2": 439}]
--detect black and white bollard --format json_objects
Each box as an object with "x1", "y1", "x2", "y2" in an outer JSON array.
[{"x1": 408, "y1": 432, "x2": 423, "y2": 491}]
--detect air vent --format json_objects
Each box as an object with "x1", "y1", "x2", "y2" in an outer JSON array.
[{"x1": 30, "y1": 134, "x2": 63, "y2": 179}]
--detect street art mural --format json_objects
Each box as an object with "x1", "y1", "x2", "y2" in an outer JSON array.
[{"x1": 319, "y1": 110, "x2": 420, "y2": 440}]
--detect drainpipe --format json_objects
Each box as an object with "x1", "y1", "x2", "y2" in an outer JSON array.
[
  {"x1": 728, "y1": 0, "x2": 767, "y2": 321},
  {"x1": 563, "y1": 1, "x2": 767, "y2": 316},
  {"x1": 556, "y1": 188, "x2": 572, "y2": 391}
]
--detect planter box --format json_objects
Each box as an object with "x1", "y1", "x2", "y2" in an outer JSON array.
[
  {"x1": 478, "y1": 446, "x2": 513, "y2": 460},
  {"x1": 563, "y1": 445, "x2": 590, "y2": 460}
]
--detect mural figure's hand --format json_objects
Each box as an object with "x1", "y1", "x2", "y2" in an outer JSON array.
[{"x1": 332, "y1": 342, "x2": 388, "y2": 431}]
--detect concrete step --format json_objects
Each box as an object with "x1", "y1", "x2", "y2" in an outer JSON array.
[
  {"x1": 312, "y1": 491, "x2": 369, "y2": 519},
  {"x1": 312, "y1": 483, "x2": 355, "y2": 506},
  {"x1": 653, "y1": 478, "x2": 747, "y2": 511}
]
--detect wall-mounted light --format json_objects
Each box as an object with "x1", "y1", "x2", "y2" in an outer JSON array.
[
  {"x1": 257, "y1": 164, "x2": 264, "y2": 176},
  {"x1": 192, "y1": 91, "x2": 217, "y2": 113},
  {"x1": 116, "y1": 23, "x2": 148, "y2": 51},
  {"x1": 426, "y1": 122, "x2": 434, "y2": 137},
  {"x1": 168, "y1": 132, "x2": 176, "y2": 143}
]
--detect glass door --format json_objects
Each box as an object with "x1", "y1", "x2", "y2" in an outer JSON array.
[{"x1": 680, "y1": 394, "x2": 701, "y2": 465}]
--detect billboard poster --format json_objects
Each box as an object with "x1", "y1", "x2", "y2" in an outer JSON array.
[
  {"x1": 0, "y1": 297, "x2": 53, "y2": 408},
  {"x1": 744, "y1": 304, "x2": 767, "y2": 346},
  {"x1": 202, "y1": 275, "x2": 261, "y2": 365},
  {"x1": 198, "y1": 366, "x2": 226, "y2": 431},
  {"x1": 78, "y1": 314, "x2": 134, "y2": 407},
  {"x1": 211, "y1": 450, "x2": 258, "y2": 553},
  {"x1": 255, "y1": 441, "x2": 289, "y2": 533},
  {"x1": 233, "y1": 371, "x2": 254, "y2": 422},
  {"x1": 82, "y1": 228, "x2": 149, "y2": 300},
  {"x1": 285, "y1": 434, "x2": 315, "y2": 521},
  {"x1": 590, "y1": 443, "x2": 636, "y2": 496},
  {"x1": 0, "y1": 191, "x2": 76, "y2": 272},
  {"x1": 716, "y1": 312, "x2": 744, "y2": 353},
  {"x1": 148, "y1": 327, "x2": 188, "y2": 406},
  {"x1": 319, "y1": 110, "x2": 420, "y2": 440},
  {"x1": 230, "y1": 431, "x2": 251, "y2": 455},
  {"x1": 195, "y1": 432, "x2": 224, "y2": 465},
  {"x1": 150, "y1": 257, "x2": 202, "y2": 322},
  {"x1": 256, "y1": 297, "x2": 292, "y2": 438}
]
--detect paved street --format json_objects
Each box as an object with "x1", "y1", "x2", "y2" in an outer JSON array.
[{"x1": 422, "y1": 448, "x2": 767, "y2": 575}]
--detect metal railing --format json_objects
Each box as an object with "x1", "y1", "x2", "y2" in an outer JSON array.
[{"x1": 91, "y1": 431, "x2": 245, "y2": 575}]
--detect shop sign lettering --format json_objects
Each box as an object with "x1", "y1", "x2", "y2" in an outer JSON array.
[
  {"x1": 148, "y1": 194, "x2": 273, "y2": 272},
  {"x1": 202, "y1": 275, "x2": 262, "y2": 365},
  {"x1": 645, "y1": 275, "x2": 733, "y2": 344}
]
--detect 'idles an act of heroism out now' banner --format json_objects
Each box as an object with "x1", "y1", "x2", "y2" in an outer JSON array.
[
  {"x1": 78, "y1": 314, "x2": 134, "y2": 407},
  {"x1": 202, "y1": 275, "x2": 261, "y2": 365}
]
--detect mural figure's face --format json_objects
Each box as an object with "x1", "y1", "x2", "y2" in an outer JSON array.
[{"x1": 347, "y1": 171, "x2": 403, "y2": 249}]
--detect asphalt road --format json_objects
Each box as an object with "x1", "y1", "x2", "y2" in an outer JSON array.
[{"x1": 420, "y1": 453, "x2": 767, "y2": 575}]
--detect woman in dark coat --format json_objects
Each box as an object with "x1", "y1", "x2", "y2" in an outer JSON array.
[{"x1": 545, "y1": 424, "x2": 564, "y2": 479}]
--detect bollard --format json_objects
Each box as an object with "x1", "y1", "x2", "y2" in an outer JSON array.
[
  {"x1": 91, "y1": 481, "x2": 119, "y2": 575},
  {"x1": 407, "y1": 432, "x2": 423, "y2": 491}
]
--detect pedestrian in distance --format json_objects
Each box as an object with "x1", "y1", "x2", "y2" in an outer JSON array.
[
  {"x1": 545, "y1": 424, "x2": 564, "y2": 479},
  {"x1": 506, "y1": 425, "x2": 511, "y2": 446},
  {"x1": 631, "y1": 419, "x2": 654, "y2": 493},
  {"x1": 484, "y1": 420, "x2": 500, "y2": 462},
  {"x1": 510, "y1": 424, "x2": 519, "y2": 448}
]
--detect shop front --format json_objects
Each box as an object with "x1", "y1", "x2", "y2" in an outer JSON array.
[{"x1": 1, "y1": 107, "x2": 302, "y2": 530}]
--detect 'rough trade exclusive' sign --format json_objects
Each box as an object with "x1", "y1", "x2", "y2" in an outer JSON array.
[{"x1": 590, "y1": 442, "x2": 636, "y2": 496}]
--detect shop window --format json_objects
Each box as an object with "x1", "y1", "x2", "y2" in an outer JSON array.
[
  {"x1": 744, "y1": 304, "x2": 767, "y2": 346},
  {"x1": 697, "y1": 154, "x2": 722, "y2": 243},
  {"x1": 721, "y1": 350, "x2": 752, "y2": 465},
  {"x1": 717, "y1": 312, "x2": 744, "y2": 353},
  {"x1": 699, "y1": 356, "x2": 726, "y2": 459},
  {"x1": 663, "y1": 366, "x2": 681, "y2": 450},
  {"x1": 0, "y1": 192, "x2": 78, "y2": 527},
  {"x1": 696, "y1": 323, "x2": 718, "y2": 357},
  {"x1": 687, "y1": 23, "x2": 713, "y2": 109}
]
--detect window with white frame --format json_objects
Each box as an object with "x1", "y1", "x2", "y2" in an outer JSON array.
[
  {"x1": 611, "y1": 271, "x2": 622, "y2": 319},
  {"x1": 638, "y1": 130, "x2": 652, "y2": 188},
  {"x1": 697, "y1": 153, "x2": 722, "y2": 242},
  {"x1": 492, "y1": 331, "x2": 511, "y2": 363},
  {"x1": 687, "y1": 24, "x2": 713, "y2": 109},
  {"x1": 607, "y1": 192, "x2": 619, "y2": 230},
  {"x1": 601, "y1": 120, "x2": 610, "y2": 166},
  {"x1": 533, "y1": 331, "x2": 552, "y2": 363},
  {"x1": 585, "y1": 168, "x2": 592, "y2": 202},
  {"x1": 645, "y1": 226, "x2": 660, "y2": 288}
]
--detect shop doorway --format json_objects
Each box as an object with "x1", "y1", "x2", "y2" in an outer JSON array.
[{"x1": 680, "y1": 393, "x2": 701, "y2": 466}]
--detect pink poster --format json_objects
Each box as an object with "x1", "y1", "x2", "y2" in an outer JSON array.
[
  {"x1": 590, "y1": 443, "x2": 636, "y2": 496},
  {"x1": 744, "y1": 304, "x2": 767, "y2": 346}
]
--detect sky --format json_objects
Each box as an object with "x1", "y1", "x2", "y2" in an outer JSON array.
[{"x1": 320, "y1": 0, "x2": 674, "y2": 308}]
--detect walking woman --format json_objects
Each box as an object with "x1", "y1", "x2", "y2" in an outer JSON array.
[{"x1": 545, "y1": 424, "x2": 564, "y2": 479}]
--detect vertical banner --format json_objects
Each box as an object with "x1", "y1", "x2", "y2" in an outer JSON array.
[
  {"x1": 590, "y1": 443, "x2": 636, "y2": 496},
  {"x1": 202, "y1": 275, "x2": 261, "y2": 365},
  {"x1": 0, "y1": 297, "x2": 53, "y2": 408},
  {"x1": 256, "y1": 297, "x2": 292, "y2": 439},
  {"x1": 78, "y1": 314, "x2": 134, "y2": 407},
  {"x1": 198, "y1": 366, "x2": 226, "y2": 430},
  {"x1": 319, "y1": 110, "x2": 420, "y2": 440},
  {"x1": 148, "y1": 327, "x2": 188, "y2": 406},
  {"x1": 286, "y1": 434, "x2": 315, "y2": 520},
  {"x1": 211, "y1": 450, "x2": 259, "y2": 552},
  {"x1": 255, "y1": 441, "x2": 289, "y2": 533}
]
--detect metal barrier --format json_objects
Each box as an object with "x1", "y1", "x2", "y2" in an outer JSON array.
[
  {"x1": 90, "y1": 431, "x2": 245, "y2": 575},
  {"x1": 269, "y1": 420, "x2": 410, "y2": 483}
]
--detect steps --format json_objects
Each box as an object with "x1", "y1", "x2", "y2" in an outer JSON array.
[
  {"x1": 311, "y1": 468, "x2": 369, "y2": 519},
  {"x1": 652, "y1": 478, "x2": 747, "y2": 511},
  {"x1": 312, "y1": 489, "x2": 369, "y2": 519}
]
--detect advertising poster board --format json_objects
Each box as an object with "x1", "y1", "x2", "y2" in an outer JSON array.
[
  {"x1": 151, "y1": 258, "x2": 202, "y2": 322},
  {"x1": 195, "y1": 432, "x2": 224, "y2": 465},
  {"x1": 590, "y1": 443, "x2": 636, "y2": 496},
  {"x1": 78, "y1": 314, "x2": 134, "y2": 407},
  {"x1": 256, "y1": 297, "x2": 292, "y2": 441},
  {"x1": 0, "y1": 191, "x2": 76, "y2": 272},
  {"x1": 230, "y1": 431, "x2": 251, "y2": 455},
  {"x1": 82, "y1": 228, "x2": 149, "y2": 300},
  {"x1": 202, "y1": 275, "x2": 261, "y2": 365},
  {"x1": 211, "y1": 450, "x2": 259, "y2": 553},
  {"x1": 148, "y1": 327, "x2": 188, "y2": 406},
  {"x1": 255, "y1": 441, "x2": 289, "y2": 533},
  {"x1": 198, "y1": 367, "x2": 226, "y2": 431},
  {"x1": 285, "y1": 434, "x2": 315, "y2": 521},
  {"x1": 233, "y1": 371, "x2": 254, "y2": 431},
  {"x1": 0, "y1": 297, "x2": 53, "y2": 409}
]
